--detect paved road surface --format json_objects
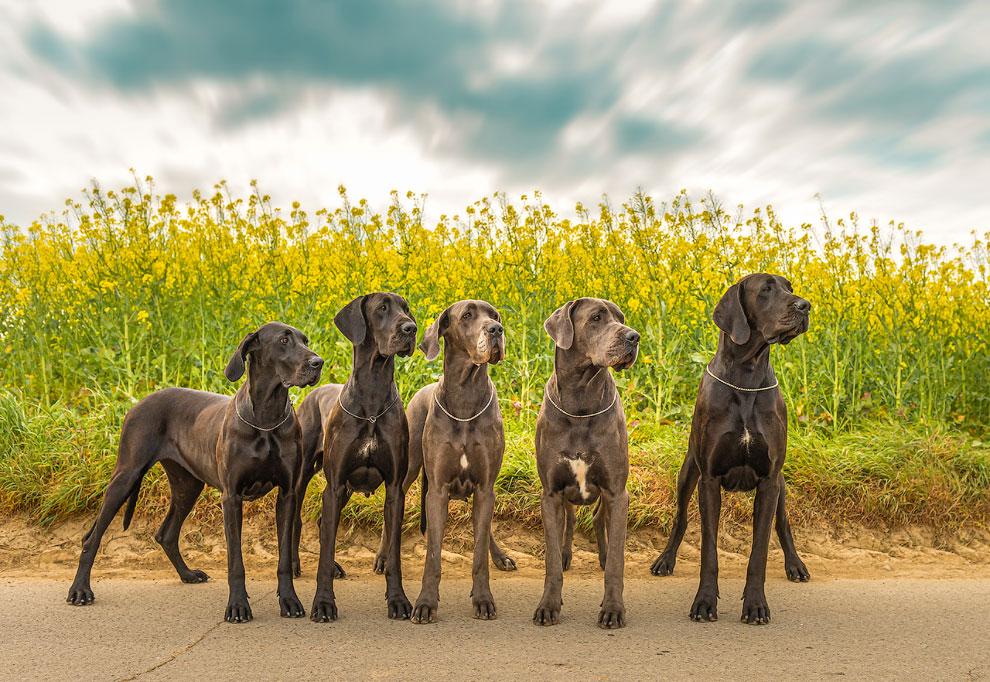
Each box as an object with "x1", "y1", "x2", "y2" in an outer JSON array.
[{"x1": 3, "y1": 573, "x2": 989, "y2": 681}]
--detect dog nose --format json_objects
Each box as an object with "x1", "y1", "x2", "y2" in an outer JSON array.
[
  {"x1": 793, "y1": 298, "x2": 811, "y2": 314},
  {"x1": 401, "y1": 321, "x2": 417, "y2": 336},
  {"x1": 625, "y1": 330, "x2": 641, "y2": 345},
  {"x1": 486, "y1": 322, "x2": 504, "y2": 336},
  {"x1": 308, "y1": 356, "x2": 324, "y2": 370}
]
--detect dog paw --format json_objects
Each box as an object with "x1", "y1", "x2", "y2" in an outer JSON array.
[
  {"x1": 180, "y1": 569, "x2": 210, "y2": 584},
  {"x1": 333, "y1": 561, "x2": 345, "y2": 579},
  {"x1": 689, "y1": 591, "x2": 718, "y2": 622},
  {"x1": 785, "y1": 558, "x2": 810, "y2": 582},
  {"x1": 650, "y1": 552, "x2": 676, "y2": 576},
  {"x1": 561, "y1": 551, "x2": 572, "y2": 571},
  {"x1": 741, "y1": 593, "x2": 771, "y2": 625},
  {"x1": 473, "y1": 594, "x2": 497, "y2": 620},
  {"x1": 310, "y1": 597, "x2": 338, "y2": 622},
  {"x1": 533, "y1": 598, "x2": 561, "y2": 626},
  {"x1": 373, "y1": 554, "x2": 386, "y2": 575},
  {"x1": 387, "y1": 593, "x2": 412, "y2": 620},
  {"x1": 411, "y1": 599, "x2": 438, "y2": 624},
  {"x1": 224, "y1": 598, "x2": 253, "y2": 624},
  {"x1": 66, "y1": 584, "x2": 94, "y2": 606},
  {"x1": 493, "y1": 554, "x2": 517, "y2": 571},
  {"x1": 598, "y1": 602, "x2": 625, "y2": 629},
  {"x1": 279, "y1": 593, "x2": 305, "y2": 618}
]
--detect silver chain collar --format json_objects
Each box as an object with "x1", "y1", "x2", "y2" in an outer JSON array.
[
  {"x1": 433, "y1": 378, "x2": 496, "y2": 423},
  {"x1": 705, "y1": 366, "x2": 779, "y2": 392},
  {"x1": 337, "y1": 387, "x2": 400, "y2": 424},
  {"x1": 234, "y1": 397, "x2": 293, "y2": 432},
  {"x1": 545, "y1": 373, "x2": 618, "y2": 419}
]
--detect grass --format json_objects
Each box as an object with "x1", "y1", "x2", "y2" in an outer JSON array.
[{"x1": 2, "y1": 388, "x2": 987, "y2": 534}]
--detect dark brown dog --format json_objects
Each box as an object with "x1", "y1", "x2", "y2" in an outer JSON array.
[
  {"x1": 406, "y1": 299, "x2": 512, "y2": 624},
  {"x1": 532, "y1": 298, "x2": 640, "y2": 629},
  {"x1": 301, "y1": 292, "x2": 417, "y2": 622},
  {"x1": 650, "y1": 273, "x2": 811, "y2": 625},
  {"x1": 66, "y1": 322, "x2": 323, "y2": 624}
]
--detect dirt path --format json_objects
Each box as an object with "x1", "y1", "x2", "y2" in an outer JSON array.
[{"x1": 4, "y1": 515, "x2": 990, "y2": 680}]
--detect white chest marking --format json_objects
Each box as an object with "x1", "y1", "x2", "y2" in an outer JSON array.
[
  {"x1": 460, "y1": 454, "x2": 469, "y2": 470},
  {"x1": 359, "y1": 434, "x2": 377, "y2": 459},
  {"x1": 740, "y1": 428, "x2": 753, "y2": 449},
  {"x1": 569, "y1": 459, "x2": 590, "y2": 500}
]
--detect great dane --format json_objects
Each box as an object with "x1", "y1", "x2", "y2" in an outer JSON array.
[
  {"x1": 301, "y1": 292, "x2": 417, "y2": 622},
  {"x1": 407, "y1": 299, "x2": 513, "y2": 624},
  {"x1": 532, "y1": 297, "x2": 640, "y2": 629},
  {"x1": 650, "y1": 273, "x2": 811, "y2": 625},
  {"x1": 66, "y1": 322, "x2": 323, "y2": 624}
]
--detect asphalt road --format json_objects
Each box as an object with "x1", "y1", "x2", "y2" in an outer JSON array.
[{"x1": 3, "y1": 573, "x2": 990, "y2": 681}]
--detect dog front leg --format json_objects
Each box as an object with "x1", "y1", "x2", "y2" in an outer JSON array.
[
  {"x1": 599, "y1": 488, "x2": 628, "y2": 629},
  {"x1": 275, "y1": 488, "x2": 305, "y2": 617},
  {"x1": 742, "y1": 475, "x2": 780, "y2": 624},
  {"x1": 690, "y1": 475, "x2": 721, "y2": 622},
  {"x1": 533, "y1": 491, "x2": 565, "y2": 625},
  {"x1": 471, "y1": 488, "x2": 497, "y2": 619},
  {"x1": 412, "y1": 484, "x2": 449, "y2": 624},
  {"x1": 311, "y1": 479, "x2": 346, "y2": 622},
  {"x1": 221, "y1": 492, "x2": 251, "y2": 623},
  {"x1": 775, "y1": 472, "x2": 810, "y2": 582},
  {"x1": 651, "y1": 451, "x2": 700, "y2": 576},
  {"x1": 383, "y1": 482, "x2": 411, "y2": 619}
]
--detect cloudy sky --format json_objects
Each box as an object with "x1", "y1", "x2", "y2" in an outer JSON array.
[{"x1": 1, "y1": 0, "x2": 988, "y2": 243}]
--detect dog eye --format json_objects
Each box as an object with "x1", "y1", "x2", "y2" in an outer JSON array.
[
  {"x1": 280, "y1": 337, "x2": 289, "y2": 344},
  {"x1": 380, "y1": 304, "x2": 388, "y2": 312},
  {"x1": 462, "y1": 311, "x2": 472, "y2": 320},
  {"x1": 592, "y1": 314, "x2": 601, "y2": 322}
]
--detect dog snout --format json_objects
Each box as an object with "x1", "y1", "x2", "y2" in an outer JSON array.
[
  {"x1": 400, "y1": 321, "x2": 417, "y2": 336},
  {"x1": 486, "y1": 322, "x2": 504, "y2": 336},
  {"x1": 625, "y1": 329, "x2": 641, "y2": 345},
  {"x1": 308, "y1": 356, "x2": 324, "y2": 370},
  {"x1": 793, "y1": 298, "x2": 811, "y2": 314}
]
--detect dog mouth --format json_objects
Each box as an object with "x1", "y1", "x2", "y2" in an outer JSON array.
[
  {"x1": 387, "y1": 335, "x2": 417, "y2": 357},
  {"x1": 607, "y1": 344, "x2": 639, "y2": 370},
  {"x1": 768, "y1": 315, "x2": 809, "y2": 345},
  {"x1": 487, "y1": 345, "x2": 503, "y2": 365}
]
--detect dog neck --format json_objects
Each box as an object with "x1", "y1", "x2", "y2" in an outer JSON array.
[
  {"x1": 237, "y1": 358, "x2": 291, "y2": 426},
  {"x1": 341, "y1": 339, "x2": 398, "y2": 413},
  {"x1": 437, "y1": 344, "x2": 491, "y2": 415},
  {"x1": 550, "y1": 347, "x2": 615, "y2": 413},
  {"x1": 711, "y1": 330, "x2": 776, "y2": 387}
]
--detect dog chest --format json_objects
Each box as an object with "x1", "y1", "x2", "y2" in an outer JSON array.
[
  {"x1": 550, "y1": 452, "x2": 603, "y2": 506},
  {"x1": 710, "y1": 428, "x2": 772, "y2": 491}
]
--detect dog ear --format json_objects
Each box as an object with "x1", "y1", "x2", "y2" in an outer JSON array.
[
  {"x1": 224, "y1": 330, "x2": 259, "y2": 382},
  {"x1": 713, "y1": 281, "x2": 751, "y2": 345},
  {"x1": 334, "y1": 295, "x2": 367, "y2": 346},
  {"x1": 419, "y1": 307, "x2": 450, "y2": 362},
  {"x1": 544, "y1": 300, "x2": 578, "y2": 350}
]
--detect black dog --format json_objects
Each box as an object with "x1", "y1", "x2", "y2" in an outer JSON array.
[
  {"x1": 651, "y1": 273, "x2": 811, "y2": 624},
  {"x1": 299, "y1": 292, "x2": 417, "y2": 622},
  {"x1": 66, "y1": 322, "x2": 323, "y2": 624}
]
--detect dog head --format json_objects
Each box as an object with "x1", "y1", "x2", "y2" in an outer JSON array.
[
  {"x1": 224, "y1": 322, "x2": 324, "y2": 387},
  {"x1": 544, "y1": 297, "x2": 640, "y2": 370},
  {"x1": 334, "y1": 292, "x2": 418, "y2": 357},
  {"x1": 420, "y1": 299, "x2": 506, "y2": 365},
  {"x1": 713, "y1": 273, "x2": 811, "y2": 347}
]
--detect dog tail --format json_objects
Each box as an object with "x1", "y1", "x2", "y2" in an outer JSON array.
[
  {"x1": 419, "y1": 469, "x2": 429, "y2": 535},
  {"x1": 121, "y1": 477, "x2": 143, "y2": 531}
]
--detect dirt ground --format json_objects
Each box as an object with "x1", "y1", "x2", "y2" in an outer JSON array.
[{"x1": 3, "y1": 515, "x2": 990, "y2": 681}]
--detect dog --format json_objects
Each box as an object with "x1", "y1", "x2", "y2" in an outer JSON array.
[
  {"x1": 66, "y1": 322, "x2": 323, "y2": 624},
  {"x1": 532, "y1": 298, "x2": 640, "y2": 629},
  {"x1": 650, "y1": 273, "x2": 811, "y2": 625},
  {"x1": 301, "y1": 292, "x2": 417, "y2": 622},
  {"x1": 405, "y1": 299, "x2": 512, "y2": 624}
]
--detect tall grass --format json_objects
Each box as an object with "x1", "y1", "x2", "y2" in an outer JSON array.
[{"x1": 1, "y1": 177, "x2": 989, "y2": 527}]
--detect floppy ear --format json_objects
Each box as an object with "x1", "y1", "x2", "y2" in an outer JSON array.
[
  {"x1": 334, "y1": 295, "x2": 367, "y2": 346},
  {"x1": 713, "y1": 282, "x2": 751, "y2": 345},
  {"x1": 419, "y1": 307, "x2": 450, "y2": 362},
  {"x1": 224, "y1": 330, "x2": 259, "y2": 382},
  {"x1": 544, "y1": 300, "x2": 578, "y2": 350}
]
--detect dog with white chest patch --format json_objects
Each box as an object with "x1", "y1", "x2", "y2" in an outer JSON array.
[
  {"x1": 406, "y1": 300, "x2": 513, "y2": 624},
  {"x1": 532, "y1": 297, "x2": 640, "y2": 629}
]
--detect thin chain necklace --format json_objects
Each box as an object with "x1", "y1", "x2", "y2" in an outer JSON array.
[
  {"x1": 338, "y1": 386, "x2": 400, "y2": 424},
  {"x1": 705, "y1": 366, "x2": 779, "y2": 392},
  {"x1": 434, "y1": 377, "x2": 495, "y2": 423},
  {"x1": 545, "y1": 371, "x2": 617, "y2": 419},
  {"x1": 235, "y1": 397, "x2": 293, "y2": 431}
]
